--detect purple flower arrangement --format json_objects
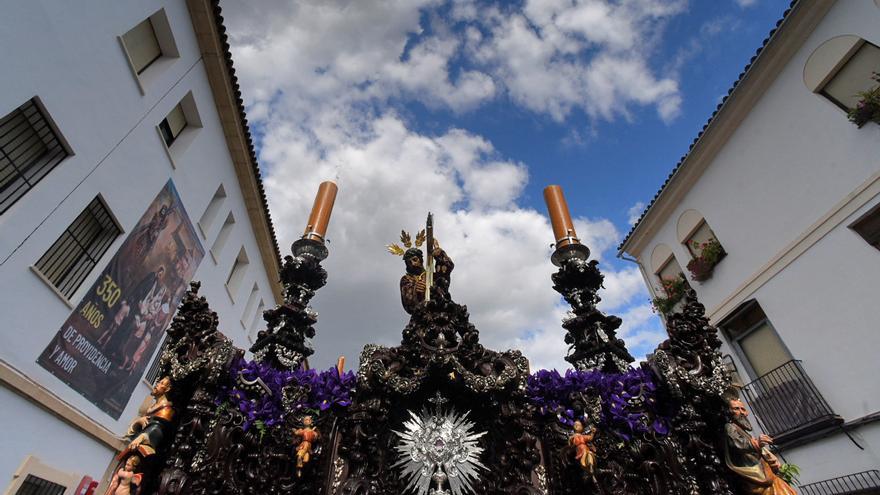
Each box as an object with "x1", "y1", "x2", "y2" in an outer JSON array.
[
  {"x1": 527, "y1": 367, "x2": 670, "y2": 439},
  {"x1": 216, "y1": 357, "x2": 357, "y2": 431}
]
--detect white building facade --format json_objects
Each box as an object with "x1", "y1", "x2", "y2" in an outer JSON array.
[
  {"x1": 620, "y1": 1, "x2": 880, "y2": 492},
  {"x1": 0, "y1": 0, "x2": 282, "y2": 492}
]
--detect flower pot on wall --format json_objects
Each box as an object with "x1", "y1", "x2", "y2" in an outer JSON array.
[{"x1": 687, "y1": 257, "x2": 714, "y2": 282}]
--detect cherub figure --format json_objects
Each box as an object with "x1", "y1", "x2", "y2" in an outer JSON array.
[
  {"x1": 293, "y1": 415, "x2": 320, "y2": 477},
  {"x1": 104, "y1": 454, "x2": 142, "y2": 495},
  {"x1": 570, "y1": 420, "x2": 596, "y2": 475}
]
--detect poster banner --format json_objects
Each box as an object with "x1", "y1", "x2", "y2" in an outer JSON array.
[{"x1": 38, "y1": 180, "x2": 204, "y2": 419}]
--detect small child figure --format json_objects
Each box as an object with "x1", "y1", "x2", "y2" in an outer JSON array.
[
  {"x1": 97, "y1": 300, "x2": 131, "y2": 348},
  {"x1": 293, "y1": 415, "x2": 319, "y2": 478},
  {"x1": 570, "y1": 420, "x2": 596, "y2": 475}
]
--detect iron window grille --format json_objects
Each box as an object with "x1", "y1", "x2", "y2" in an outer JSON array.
[
  {"x1": 34, "y1": 196, "x2": 122, "y2": 300},
  {"x1": 799, "y1": 470, "x2": 880, "y2": 495},
  {"x1": 741, "y1": 360, "x2": 840, "y2": 443},
  {"x1": 0, "y1": 98, "x2": 70, "y2": 214},
  {"x1": 15, "y1": 474, "x2": 66, "y2": 495}
]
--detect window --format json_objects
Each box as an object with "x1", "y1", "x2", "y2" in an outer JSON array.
[
  {"x1": 684, "y1": 220, "x2": 722, "y2": 259},
  {"x1": 677, "y1": 210, "x2": 725, "y2": 259},
  {"x1": 157, "y1": 92, "x2": 202, "y2": 159},
  {"x1": 159, "y1": 103, "x2": 186, "y2": 147},
  {"x1": 820, "y1": 41, "x2": 880, "y2": 111},
  {"x1": 34, "y1": 197, "x2": 122, "y2": 300},
  {"x1": 119, "y1": 9, "x2": 179, "y2": 94},
  {"x1": 4, "y1": 456, "x2": 78, "y2": 495},
  {"x1": 241, "y1": 283, "x2": 260, "y2": 327},
  {"x1": 225, "y1": 247, "x2": 249, "y2": 300},
  {"x1": 250, "y1": 299, "x2": 265, "y2": 339},
  {"x1": 850, "y1": 202, "x2": 880, "y2": 250},
  {"x1": 198, "y1": 184, "x2": 227, "y2": 238},
  {"x1": 210, "y1": 211, "x2": 235, "y2": 261},
  {"x1": 14, "y1": 474, "x2": 66, "y2": 495},
  {"x1": 725, "y1": 301, "x2": 840, "y2": 440},
  {"x1": 718, "y1": 301, "x2": 792, "y2": 379},
  {"x1": 121, "y1": 17, "x2": 162, "y2": 74},
  {"x1": 656, "y1": 256, "x2": 685, "y2": 284},
  {"x1": 1, "y1": 98, "x2": 70, "y2": 214}
]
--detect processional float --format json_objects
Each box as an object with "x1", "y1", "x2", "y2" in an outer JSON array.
[{"x1": 105, "y1": 182, "x2": 798, "y2": 495}]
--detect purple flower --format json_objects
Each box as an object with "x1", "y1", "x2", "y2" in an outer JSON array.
[
  {"x1": 215, "y1": 357, "x2": 357, "y2": 431},
  {"x1": 527, "y1": 366, "x2": 671, "y2": 439}
]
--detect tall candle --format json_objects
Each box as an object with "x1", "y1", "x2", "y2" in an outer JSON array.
[
  {"x1": 303, "y1": 181, "x2": 338, "y2": 242},
  {"x1": 543, "y1": 185, "x2": 580, "y2": 248}
]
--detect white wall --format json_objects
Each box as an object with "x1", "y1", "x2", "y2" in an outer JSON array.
[
  {"x1": 0, "y1": 387, "x2": 116, "y2": 488},
  {"x1": 0, "y1": 0, "x2": 278, "y2": 485},
  {"x1": 636, "y1": 0, "x2": 880, "y2": 414},
  {"x1": 632, "y1": 0, "x2": 880, "y2": 484},
  {"x1": 784, "y1": 423, "x2": 880, "y2": 486}
]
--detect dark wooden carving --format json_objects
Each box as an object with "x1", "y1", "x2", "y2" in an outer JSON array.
[{"x1": 130, "y1": 240, "x2": 744, "y2": 495}]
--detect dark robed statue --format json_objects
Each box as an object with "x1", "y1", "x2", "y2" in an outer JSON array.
[
  {"x1": 724, "y1": 398, "x2": 797, "y2": 495},
  {"x1": 387, "y1": 226, "x2": 454, "y2": 314}
]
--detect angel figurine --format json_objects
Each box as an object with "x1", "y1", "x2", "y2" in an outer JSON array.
[
  {"x1": 104, "y1": 454, "x2": 142, "y2": 495},
  {"x1": 293, "y1": 415, "x2": 320, "y2": 477},
  {"x1": 570, "y1": 420, "x2": 596, "y2": 475}
]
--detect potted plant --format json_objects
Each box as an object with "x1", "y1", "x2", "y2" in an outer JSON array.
[
  {"x1": 848, "y1": 72, "x2": 880, "y2": 128},
  {"x1": 651, "y1": 275, "x2": 688, "y2": 315},
  {"x1": 687, "y1": 238, "x2": 725, "y2": 282},
  {"x1": 777, "y1": 463, "x2": 801, "y2": 486}
]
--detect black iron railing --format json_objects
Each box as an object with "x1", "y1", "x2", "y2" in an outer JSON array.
[
  {"x1": 800, "y1": 470, "x2": 880, "y2": 495},
  {"x1": 741, "y1": 360, "x2": 839, "y2": 441}
]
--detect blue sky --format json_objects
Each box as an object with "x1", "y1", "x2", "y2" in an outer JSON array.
[{"x1": 221, "y1": 0, "x2": 791, "y2": 371}]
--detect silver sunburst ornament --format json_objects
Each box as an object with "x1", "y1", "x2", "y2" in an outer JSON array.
[{"x1": 393, "y1": 393, "x2": 487, "y2": 495}]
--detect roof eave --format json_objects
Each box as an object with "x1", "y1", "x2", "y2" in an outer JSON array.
[{"x1": 186, "y1": 0, "x2": 284, "y2": 304}]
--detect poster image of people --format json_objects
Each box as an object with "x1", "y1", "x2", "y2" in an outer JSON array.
[{"x1": 37, "y1": 180, "x2": 204, "y2": 419}]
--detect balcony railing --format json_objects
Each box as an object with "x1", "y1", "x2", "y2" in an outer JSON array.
[
  {"x1": 741, "y1": 360, "x2": 841, "y2": 443},
  {"x1": 800, "y1": 470, "x2": 880, "y2": 495}
]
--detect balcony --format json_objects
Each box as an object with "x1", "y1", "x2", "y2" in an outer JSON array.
[
  {"x1": 799, "y1": 470, "x2": 880, "y2": 495},
  {"x1": 741, "y1": 360, "x2": 842, "y2": 445}
]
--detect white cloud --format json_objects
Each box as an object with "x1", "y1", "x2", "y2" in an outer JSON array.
[
  {"x1": 627, "y1": 201, "x2": 646, "y2": 225},
  {"x1": 217, "y1": 0, "x2": 671, "y2": 371},
  {"x1": 255, "y1": 108, "x2": 666, "y2": 371},
  {"x1": 735, "y1": 0, "x2": 758, "y2": 7},
  {"x1": 221, "y1": 0, "x2": 687, "y2": 123}
]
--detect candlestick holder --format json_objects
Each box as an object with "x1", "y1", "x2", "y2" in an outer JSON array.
[
  {"x1": 550, "y1": 240, "x2": 590, "y2": 267},
  {"x1": 292, "y1": 236, "x2": 329, "y2": 261}
]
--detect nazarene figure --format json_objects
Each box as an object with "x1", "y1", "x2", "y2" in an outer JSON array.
[
  {"x1": 387, "y1": 228, "x2": 454, "y2": 314},
  {"x1": 724, "y1": 398, "x2": 797, "y2": 495}
]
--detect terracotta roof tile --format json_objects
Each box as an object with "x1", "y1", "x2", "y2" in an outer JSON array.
[{"x1": 210, "y1": 0, "x2": 282, "y2": 267}]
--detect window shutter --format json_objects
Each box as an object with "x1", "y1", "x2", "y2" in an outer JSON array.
[
  {"x1": 123, "y1": 18, "x2": 162, "y2": 74},
  {"x1": 822, "y1": 42, "x2": 880, "y2": 110}
]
